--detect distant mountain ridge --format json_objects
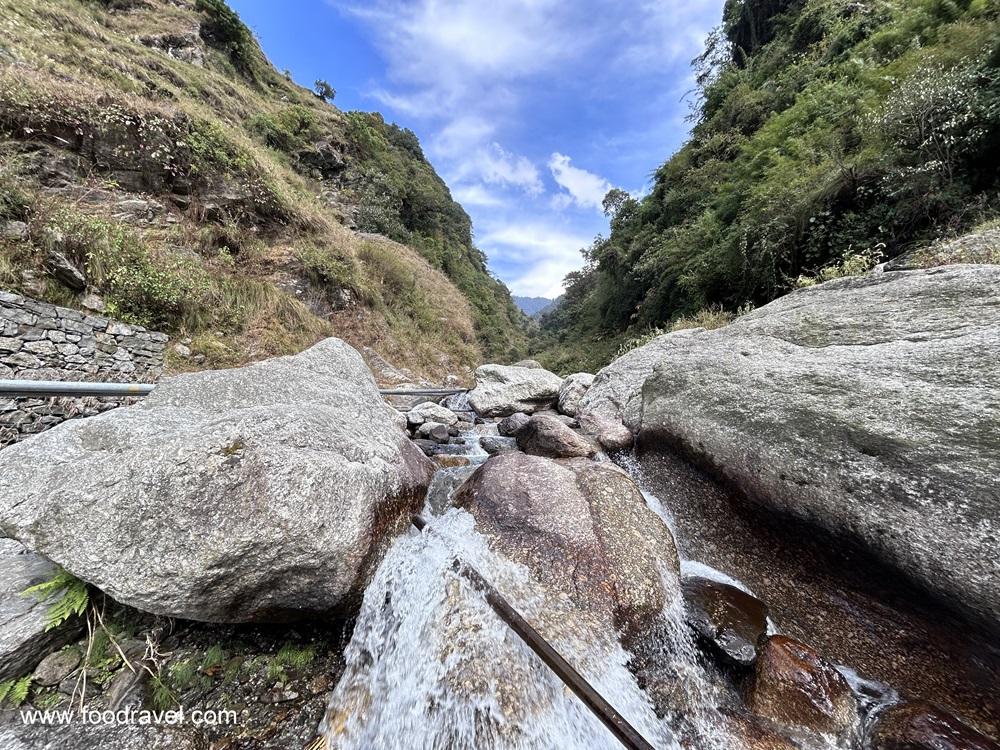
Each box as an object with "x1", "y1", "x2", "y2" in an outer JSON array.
[{"x1": 513, "y1": 296, "x2": 554, "y2": 316}]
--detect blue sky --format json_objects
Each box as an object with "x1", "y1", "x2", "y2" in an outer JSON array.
[{"x1": 229, "y1": 0, "x2": 725, "y2": 298}]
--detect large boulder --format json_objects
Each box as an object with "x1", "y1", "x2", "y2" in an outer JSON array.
[
  {"x1": 557, "y1": 372, "x2": 594, "y2": 417},
  {"x1": 467, "y1": 364, "x2": 563, "y2": 417},
  {"x1": 515, "y1": 414, "x2": 596, "y2": 459},
  {"x1": 0, "y1": 338, "x2": 435, "y2": 623},
  {"x1": 0, "y1": 544, "x2": 81, "y2": 681},
  {"x1": 639, "y1": 267, "x2": 1000, "y2": 628},
  {"x1": 577, "y1": 328, "x2": 703, "y2": 432},
  {"x1": 452, "y1": 452, "x2": 679, "y2": 644}
]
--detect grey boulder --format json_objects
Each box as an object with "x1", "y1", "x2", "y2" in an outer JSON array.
[
  {"x1": 467, "y1": 364, "x2": 563, "y2": 417},
  {"x1": 0, "y1": 546, "x2": 81, "y2": 681},
  {"x1": 516, "y1": 414, "x2": 596, "y2": 459},
  {"x1": 557, "y1": 372, "x2": 594, "y2": 417},
  {"x1": 0, "y1": 338, "x2": 435, "y2": 623},
  {"x1": 408, "y1": 401, "x2": 459, "y2": 427},
  {"x1": 640, "y1": 266, "x2": 1000, "y2": 628},
  {"x1": 497, "y1": 412, "x2": 530, "y2": 437}
]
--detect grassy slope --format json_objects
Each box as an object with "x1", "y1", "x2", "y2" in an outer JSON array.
[
  {"x1": 532, "y1": 0, "x2": 1000, "y2": 373},
  {"x1": 0, "y1": 0, "x2": 527, "y2": 380}
]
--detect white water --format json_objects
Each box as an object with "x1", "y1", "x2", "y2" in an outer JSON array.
[{"x1": 322, "y1": 431, "x2": 739, "y2": 749}]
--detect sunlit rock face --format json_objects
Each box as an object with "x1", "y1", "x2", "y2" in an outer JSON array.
[{"x1": 0, "y1": 338, "x2": 434, "y2": 622}]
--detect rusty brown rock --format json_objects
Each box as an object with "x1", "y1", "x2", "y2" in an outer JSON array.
[{"x1": 746, "y1": 635, "x2": 857, "y2": 736}]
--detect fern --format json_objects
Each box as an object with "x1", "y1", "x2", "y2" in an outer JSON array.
[
  {"x1": 21, "y1": 569, "x2": 90, "y2": 630},
  {"x1": 0, "y1": 676, "x2": 32, "y2": 707}
]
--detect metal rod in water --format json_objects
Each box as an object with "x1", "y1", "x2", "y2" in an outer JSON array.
[
  {"x1": 0, "y1": 380, "x2": 156, "y2": 398},
  {"x1": 379, "y1": 388, "x2": 468, "y2": 396},
  {"x1": 410, "y1": 514, "x2": 657, "y2": 750}
]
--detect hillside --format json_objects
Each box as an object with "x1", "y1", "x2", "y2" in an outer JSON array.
[
  {"x1": 0, "y1": 0, "x2": 528, "y2": 381},
  {"x1": 512, "y1": 295, "x2": 554, "y2": 316},
  {"x1": 533, "y1": 0, "x2": 1000, "y2": 372}
]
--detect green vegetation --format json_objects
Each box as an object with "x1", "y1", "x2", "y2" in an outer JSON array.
[
  {"x1": 535, "y1": 0, "x2": 1000, "y2": 371},
  {"x1": 22, "y1": 568, "x2": 89, "y2": 630},
  {"x1": 0, "y1": 0, "x2": 528, "y2": 378},
  {"x1": 0, "y1": 676, "x2": 32, "y2": 707}
]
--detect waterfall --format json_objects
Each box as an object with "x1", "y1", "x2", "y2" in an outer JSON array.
[{"x1": 321, "y1": 431, "x2": 747, "y2": 749}]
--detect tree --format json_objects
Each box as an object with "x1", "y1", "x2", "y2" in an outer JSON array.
[{"x1": 314, "y1": 79, "x2": 336, "y2": 102}]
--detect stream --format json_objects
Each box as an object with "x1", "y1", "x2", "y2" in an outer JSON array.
[{"x1": 320, "y1": 430, "x2": 919, "y2": 749}]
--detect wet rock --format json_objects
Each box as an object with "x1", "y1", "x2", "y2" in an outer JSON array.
[
  {"x1": 417, "y1": 422, "x2": 451, "y2": 443},
  {"x1": 433, "y1": 455, "x2": 471, "y2": 469},
  {"x1": 408, "y1": 401, "x2": 459, "y2": 426},
  {"x1": 0, "y1": 338, "x2": 434, "y2": 623},
  {"x1": 724, "y1": 714, "x2": 799, "y2": 750},
  {"x1": 31, "y1": 648, "x2": 81, "y2": 687},
  {"x1": 683, "y1": 576, "x2": 769, "y2": 667},
  {"x1": 747, "y1": 635, "x2": 857, "y2": 737},
  {"x1": 516, "y1": 414, "x2": 596, "y2": 459},
  {"x1": 0, "y1": 547, "x2": 82, "y2": 681},
  {"x1": 412, "y1": 439, "x2": 439, "y2": 456},
  {"x1": 479, "y1": 435, "x2": 517, "y2": 456},
  {"x1": 468, "y1": 364, "x2": 563, "y2": 417},
  {"x1": 453, "y1": 452, "x2": 680, "y2": 643},
  {"x1": 871, "y1": 701, "x2": 1000, "y2": 750},
  {"x1": 557, "y1": 372, "x2": 594, "y2": 417},
  {"x1": 639, "y1": 267, "x2": 1000, "y2": 627},
  {"x1": 497, "y1": 411, "x2": 530, "y2": 437}
]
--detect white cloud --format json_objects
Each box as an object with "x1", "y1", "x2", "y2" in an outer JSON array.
[
  {"x1": 452, "y1": 183, "x2": 506, "y2": 208},
  {"x1": 449, "y1": 143, "x2": 543, "y2": 195},
  {"x1": 548, "y1": 153, "x2": 613, "y2": 211},
  {"x1": 479, "y1": 223, "x2": 592, "y2": 298}
]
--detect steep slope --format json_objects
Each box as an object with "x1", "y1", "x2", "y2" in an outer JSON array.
[
  {"x1": 535, "y1": 0, "x2": 1000, "y2": 372},
  {"x1": 0, "y1": 0, "x2": 528, "y2": 380}
]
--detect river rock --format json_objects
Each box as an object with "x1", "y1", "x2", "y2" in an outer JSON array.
[
  {"x1": 577, "y1": 328, "x2": 704, "y2": 432},
  {"x1": 578, "y1": 412, "x2": 634, "y2": 452},
  {"x1": 479, "y1": 435, "x2": 517, "y2": 456},
  {"x1": 467, "y1": 364, "x2": 563, "y2": 417},
  {"x1": 515, "y1": 414, "x2": 596, "y2": 459},
  {"x1": 683, "y1": 576, "x2": 769, "y2": 666},
  {"x1": 871, "y1": 701, "x2": 1000, "y2": 750},
  {"x1": 639, "y1": 266, "x2": 1000, "y2": 628},
  {"x1": 497, "y1": 412, "x2": 530, "y2": 437},
  {"x1": 417, "y1": 422, "x2": 451, "y2": 443},
  {"x1": 408, "y1": 401, "x2": 459, "y2": 427},
  {"x1": 0, "y1": 547, "x2": 81, "y2": 681},
  {"x1": 746, "y1": 635, "x2": 857, "y2": 737},
  {"x1": 557, "y1": 372, "x2": 594, "y2": 417},
  {"x1": 453, "y1": 452, "x2": 680, "y2": 643},
  {"x1": 0, "y1": 338, "x2": 434, "y2": 623}
]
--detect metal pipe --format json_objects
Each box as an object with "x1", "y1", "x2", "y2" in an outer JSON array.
[
  {"x1": 410, "y1": 515, "x2": 657, "y2": 750},
  {"x1": 378, "y1": 389, "x2": 468, "y2": 396},
  {"x1": 0, "y1": 380, "x2": 155, "y2": 398}
]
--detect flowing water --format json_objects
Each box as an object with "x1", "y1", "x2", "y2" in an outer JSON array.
[{"x1": 322, "y1": 432, "x2": 883, "y2": 749}]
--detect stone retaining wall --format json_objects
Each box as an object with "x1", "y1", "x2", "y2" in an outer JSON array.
[{"x1": 0, "y1": 291, "x2": 166, "y2": 446}]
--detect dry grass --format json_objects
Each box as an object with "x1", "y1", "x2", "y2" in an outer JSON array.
[{"x1": 0, "y1": 0, "x2": 486, "y2": 381}]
